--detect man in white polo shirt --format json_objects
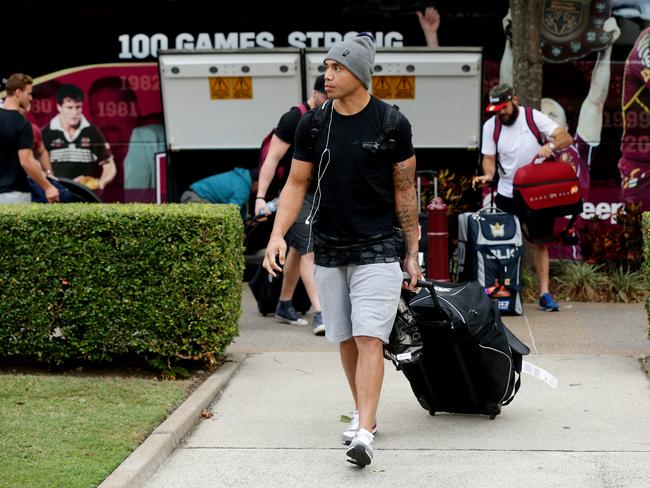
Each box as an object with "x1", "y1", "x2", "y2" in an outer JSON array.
[{"x1": 473, "y1": 83, "x2": 573, "y2": 312}]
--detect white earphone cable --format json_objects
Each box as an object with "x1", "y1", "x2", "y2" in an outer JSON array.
[{"x1": 305, "y1": 101, "x2": 334, "y2": 250}]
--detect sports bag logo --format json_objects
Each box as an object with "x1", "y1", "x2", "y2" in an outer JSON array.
[
  {"x1": 488, "y1": 248, "x2": 516, "y2": 260},
  {"x1": 489, "y1": 222, "x2": 505, "y2": 238}
]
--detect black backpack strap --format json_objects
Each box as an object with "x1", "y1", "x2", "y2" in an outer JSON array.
[
  {"x1": 362, "y1": 102, "x2": 403, "y2": 154},
  {"x1": 525, "y1": 106, "x2": 545, "y2": 146},
  {"x1": 557, "y1": 211, "x2": 580, "y2": 239},
  {"x1": 308, "y1": 99, "x2": 331, "y2": 151},
  {"x1": 492, "y1": 115, "x2": 502, "y2": 147},
  {"x1": 383, "y1": 103, "x2": 402, "y2": 150}
]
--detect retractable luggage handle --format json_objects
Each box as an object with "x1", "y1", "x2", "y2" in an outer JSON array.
[
  {"x1": 403, "y1": 275, "x2": 444, "y2": 316},
  {"x1": 484, "y1": 179, "x2": 502, "y2": 214}
]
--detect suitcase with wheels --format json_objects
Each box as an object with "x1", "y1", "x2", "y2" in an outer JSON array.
[
  {"x1": 386, "y1": 279, "x2": 530, "y2": 419},
  {"x1": 457, "y1": 206, "x2": 524, "y2": 315}
]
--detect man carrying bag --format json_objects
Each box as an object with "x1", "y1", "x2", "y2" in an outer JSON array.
[{"x1": 473, "y1": 83, "x2": 573, "y2": 312}]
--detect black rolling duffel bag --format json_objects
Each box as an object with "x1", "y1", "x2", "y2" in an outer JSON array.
[{"x1": 386, "y1": 279, "x2": 530, "y2": 419}]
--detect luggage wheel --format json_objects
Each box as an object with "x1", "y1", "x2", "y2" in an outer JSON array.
[
  {"x1": 487, "y1": 402, "x2": 502, "y2": 420},
  {"x1": 428, "y1": 409, "x2": 436, "y2": 416}
]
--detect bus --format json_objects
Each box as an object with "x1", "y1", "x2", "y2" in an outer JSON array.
[{"x1": 3, "y1": 0, "x2": 648, "y2": 244}]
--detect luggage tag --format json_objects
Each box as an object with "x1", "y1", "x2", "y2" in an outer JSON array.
[{"x1": 522, "y1": 361, "x2": 558, "y2": 389}]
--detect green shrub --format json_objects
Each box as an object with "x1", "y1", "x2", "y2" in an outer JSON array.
[
  {"x1": 606, "y1": 267, "x2": 645, "y2": 303},
  {"x1": 553, "y1": 261, "x2": 608, "y2": 302},
  {"x1": 0, "y1": 204, "x2": 243, "y2": 370}
]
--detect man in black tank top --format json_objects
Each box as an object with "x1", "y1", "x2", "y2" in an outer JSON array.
[{"x1": 263, "y1": 33, "x2": 420, "y2": 467}]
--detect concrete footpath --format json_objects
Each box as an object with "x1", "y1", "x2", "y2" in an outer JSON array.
[{"x1": 120, "y1": 288, "x2": 650, "y2": 487}]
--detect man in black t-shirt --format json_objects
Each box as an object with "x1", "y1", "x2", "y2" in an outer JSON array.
[
  {"x1": 263, "y1": 34, "x2": 420, "y2": 468},
  {"x1": 0, "y1": 73, "x2": 59, "y2": 203},
  {"x1": 41, "y1": 84, "x2": 116, "y2": 192},
  {"x1": 255, "y1": 76, "x2": 328, "y2": 335}
]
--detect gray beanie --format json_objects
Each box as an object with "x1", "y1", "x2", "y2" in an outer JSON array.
[{"x1": 325, "y1": 33, "x2": 376, "y2": 89}]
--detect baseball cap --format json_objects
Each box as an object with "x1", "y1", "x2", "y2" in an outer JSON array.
[{"x1": 485, "y1": 83, "x2": 514, "y2": 112}]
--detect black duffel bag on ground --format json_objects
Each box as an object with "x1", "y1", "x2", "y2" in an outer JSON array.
[
  {"x1": 248, "y1": 262, "x2": 311, "y2": 317},
  {"x1": 386, "y1": 279, "x2": 530, "y2": 419}
]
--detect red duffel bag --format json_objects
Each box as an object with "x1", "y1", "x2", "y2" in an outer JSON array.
[{"x1": 512, "y1": 159, "x2": 583, "y2": 222}]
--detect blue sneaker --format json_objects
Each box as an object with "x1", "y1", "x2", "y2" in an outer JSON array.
[
  {"x1": 275, "y1": 300, "x2": 308, "y2": 325},
  {"x1": 539, "y1": 292, "x2": 560, "y2": 312}
]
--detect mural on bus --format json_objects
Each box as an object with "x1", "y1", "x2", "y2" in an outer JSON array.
[
  {"x1": 2, "y1": 0, "x2": 648, "y2": 261},
  {"x1": 27, "y1": 64, "x2": 164, "y2": 202}
]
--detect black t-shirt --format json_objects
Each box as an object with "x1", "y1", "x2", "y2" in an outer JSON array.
[
  {"x1": 270, "y1": 102, "x2": 308, "y2": 195},
  {"x1": 293, "y1": 96, "x2": 415, "y2": 266},
  {"x1": 0, "y1": 109, "x2": 34, "y2": 193}
]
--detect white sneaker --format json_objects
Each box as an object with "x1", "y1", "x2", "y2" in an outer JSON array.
[
  {"x1": 346, "y1": 428, "x2": 374, "y2": 467},
  {"x1": 341, "y1": 410, "x2": 378, "y2": 445}
]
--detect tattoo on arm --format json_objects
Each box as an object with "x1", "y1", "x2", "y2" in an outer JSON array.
[{"x1": 393, "y1": 159, "x2": 419, "y2": 255}]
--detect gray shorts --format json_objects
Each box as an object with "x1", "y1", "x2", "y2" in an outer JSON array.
[
  {"x1": 313, "y1": 262, "x2": 403, "y2": 343},
  {"x1": 285, "y1": 193, "x2": 314, "y2": 255}
]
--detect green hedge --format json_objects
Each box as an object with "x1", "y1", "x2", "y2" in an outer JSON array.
[
  {"x1": 0, "y1": 203, "x2": 243, "y2": 369},
  {"x1": 644, "y1": 212, "x2": 650, "y2": 340}
]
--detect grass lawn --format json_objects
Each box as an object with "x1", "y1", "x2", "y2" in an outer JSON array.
[{"x1": 0, "y1": 371, "x2": 196, "y2": 488}]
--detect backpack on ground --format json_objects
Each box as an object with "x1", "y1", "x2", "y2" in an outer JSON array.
[
  {"x1": 385, "y1": 279, "x2": 530, "y2": 419},
  {"x1": 457, "y1": 207, "x2": 524, "y2": 315}
]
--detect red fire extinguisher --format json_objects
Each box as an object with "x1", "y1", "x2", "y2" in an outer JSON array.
[{"x1": 427, "y1": 193, "x2": 449, "y2": 281}]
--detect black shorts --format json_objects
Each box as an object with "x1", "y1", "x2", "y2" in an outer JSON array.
[
  {"x1": 495, "y1": 193, "x2": 554, "y2": 244},
  {"x1": 285, "y1": 193, "x2": 315, "y2": 255}
]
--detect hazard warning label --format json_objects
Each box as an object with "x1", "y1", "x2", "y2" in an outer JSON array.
[
  {"x1": 209, "y1": 76, "x2": 253, "y2": 99},
  {"x1": 372, "y1": 76, "x2": 393, "y2": 99},
  {"x1": 371, "y1": 76, "x2": 415, "y2": 99}
]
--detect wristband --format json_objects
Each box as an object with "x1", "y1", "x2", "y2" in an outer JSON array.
[{"x1": 256, "y1": 197, "x2": 266, "y2": 200}]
